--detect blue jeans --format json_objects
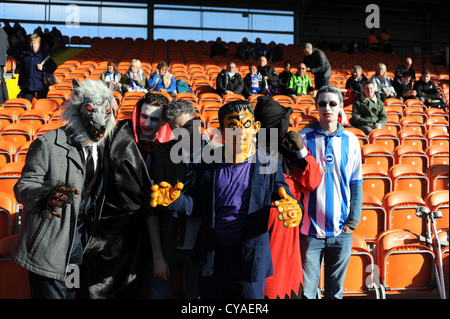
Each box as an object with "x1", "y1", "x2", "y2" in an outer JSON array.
[{"x1": 300, "y1": 231, "x2": 353, "y2": 299}]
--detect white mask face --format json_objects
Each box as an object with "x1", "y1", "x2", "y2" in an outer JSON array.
[
  {"x1": 316, "y1": 92, "x2": 342, "y2": 125},
  {"x1": 139, "y1": 103, "x2": 164, "y2": 141}
]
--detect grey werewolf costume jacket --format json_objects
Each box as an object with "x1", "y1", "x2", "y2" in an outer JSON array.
[{"x1": 14, "y1": 120, "x2": 152, "y2": 298}]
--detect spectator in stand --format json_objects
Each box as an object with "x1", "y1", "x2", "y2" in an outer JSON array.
[
  {"x1": 393, "y1": 71, "x2": 418, "y2": 102},
  {"x1": 258, "y1": 55, "x2": 279, "y2": 96},
  {"x1": 366, "y1": 29, "x2": 379, "y2": 51},
  {"x1": 101, "y1": 60, "x2": 122, "y2": 93},
  {"x1": 298, "y1": 86, "x2": 363, "y2": 299},
  {"x1": 380, "y1": 28, "x2": 392, "y2": 53},
  {"x1": 121, "y1": 59, "x2": 149, "y2": 93},
  {"x1": 0, "y1": 23, "x2": 9, "y2": 104},
  {"x1": 210, "y1": 37, "x2": 228, "y2": 58},
  {"x1": 414, "y1": 70, "x2": 447, "y2": 109},
  {"x1": 236, "y1": 37, "x2": 250, "y2": 61},
  {"x1": 18, "y1": 33, "x2": 57, "y2": 102},
  {"x1": 252, "y1": 38, "x2": 267, "y2": 59},
  {"x1": 148, "y1": 60, "x2": 177, "y2": 98},
  {"x1": 350, "y1": 81, "x2": 388, "y2": 135},
  {"x1": 345, "y1": 65, "x2": 368, "y2": 103},
  {"x1": 243, "y1": 63, "x2": 267, "y2": 99},
  {"x1": 277, "y1": 61, "x2": 293, "y2": 96},
  {"x1": 288, "y1": 62, "x2": 314, "y2": 99},
  {"x1": 303, "y1": 42, "x2": 331, "y2": 91},
  {"x1": 267, "y1": 41, "x2": 283, "y2": 63},
  {"x1": 215, "y1": 61, "x2": 244, "y2": 97},
  {"x1": 370, "y1": 63, "x2": 396, "y2": 102},
  {"x1": 394, "y1": 57, "x2": 416, "y2": 83}
]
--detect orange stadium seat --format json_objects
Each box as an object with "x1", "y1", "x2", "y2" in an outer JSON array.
[
  {"x1": 2, "y1": 98, "x2": 32, "y2": 113},
  {"x1": 426, "y1": 164, "x2": 449, "y2": 192},
  {"x1": 17, "y1": 110, "x2": 51, "y2": 133},
  {"x1": 425, "y1": 128, "x2": 449, "y2": 148},
  {"x1": 345, "y1": 127, "x2": 369, "y2": 148},
  {"x1": 425, "y1": 190, "x2": 449, "y2": 231},
  {"x1": 0, "y1": 109, "x2": 20, "y2": 127},
  {"x1": 0, "y1": 140, "x2": 15, "y2": 167},
  {"x1": 369, "y1": 128, "x2": 400, "y2": 153},
  {"x1": 356, "y1": 192, "x2": 387, "y2": 243},
  {"x1": 393, "y1": 144, "x2": 429, "y2": 172},
  {"x1": 0, "y1": 192, "x2": 18, "y2": 240},
  {"x1": 375, "y1": 229, "x2": 435, "y2": 297},
  {"x1": 397, "y1": 129, "x2": 428, "y2": 151},
  {"x1": 361, "y1": 163, "x2": 392, "y2": 202},
  {"x1": 34, "y1": 123, "x2": 63, "y2": 139},
  {"x1": 383, "y1": 191, "x2": 427, "y2": 235},
  {"x1": 31, "y1": 98, "x2": 60, "y2": 112},
  {"x1": 389, "y1": 163, "x2": 429, "y2": 199},
  {"x1": 0, "y1": 123, "x2": 34, "y2": 148},
  {"x1": 14, "y1": 140, "x2": 32, "y2": 163},
  {"x1": 426, "y1": 145, "x2": 449, "y2": 166},
  {"x1": 222, "y1": 93, "x2": 245, "y2": 104},
  {"x1": 360, "y1": 144, "x2": 394, "y2": 174},
  {"x1": 399, "y1": 116, "x2": 426, "y2": 135},
  {"x1": 0, "y1": 162, "x2": 24, "y2": 198}
]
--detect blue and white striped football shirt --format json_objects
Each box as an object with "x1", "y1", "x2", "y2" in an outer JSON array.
[{"x1": 299, "y1": 123, "x2": 363, "y2": 238}]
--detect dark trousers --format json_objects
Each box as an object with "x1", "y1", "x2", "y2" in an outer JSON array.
[
  {"x1": 199, "y1": 246, "x2": 266, "y2": 299},
  {"x1": 0, "y1": 66, "x2": 8, "y2": 103},
  {"x1": 21, "y1": 89, "x2": 48, "y2": 102}
]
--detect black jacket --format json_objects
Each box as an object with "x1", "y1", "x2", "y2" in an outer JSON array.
[
  {"x1": 215, "y1": 70, "x2": 244, "y2": 97},
  {"x1": 414, "y1": 79, "x2": 441, "y2": 100},
  {"x1": 18, "y1": 48, "x2": 57, "y2": 91}
]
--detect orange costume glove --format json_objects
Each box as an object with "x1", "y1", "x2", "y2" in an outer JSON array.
[
  {"x1": 150, "y1": 181, "x2": 184, "y2": 208},
  {"x1": 274, "y1": 187, "x2": 303, "y2": 228}
]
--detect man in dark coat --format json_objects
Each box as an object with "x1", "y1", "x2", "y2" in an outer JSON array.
[
  {"x1": 303, "y1": 42, "x2": 331, "y2": 91},
  {"x1": 215, "y1": 61, "x2": 244, "y2": 97}
]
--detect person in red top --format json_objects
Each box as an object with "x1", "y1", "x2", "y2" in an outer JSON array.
[{"x1": 254, "y1": 96, "x2": 321, "y2": 299}]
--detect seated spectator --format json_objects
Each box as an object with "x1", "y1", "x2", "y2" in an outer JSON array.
[
  {"x1": 258, "y1": 55, "x2": 279, "y2": 96},
  {"x1": 215, "y1": 61, "x2": 244, "y2": 97},
  {"x1": 370, "y1": 63, "x2": 396, "y2": 102},
  {"x1": 210, "y1": 37, "x2": 228, "y2": 58},
  {"x1": 121, "y1": 59, "x2": 149, "y2": 93},
  {"x1": 380, "y1": 28, "x2": 392, "y2": 53},
  {"x1": 236, "y1": 37, "x2": 250, "y2": 61},
  {"x1": 394, "y1": 57, "x2": 416, "y2": 83},
  {"x1": 350, "y1": 81, "x2": 387, "y2": 135},
  {"x1": 243, "y1": 63, "x2": 267, "y2": 99},
  {"x1": 345, "y1": 65, "x2": 368, "y2": 102},
  {"x1": 277, "y1": 61, "x2": 293, "y2": 96},
  {"x1": 366, "y1": 29, "x2": 379, "y2": 51},
  {"x1": 148, "y1": 60, "x2": 177, "y2": 97},
  {"x1": 414, "y1": 70, "x2": 447, "y2": 109},
  {"x1": 252, "y1": 38, "x2": 267, "y2": 59},
  {"x1": 393, "y1": 71, "x2": 418, "y2": 102},
  {"x1": 267, "y1": 41, "x2": 283, "y2": 63},
  {"x1": 101, "y1": 60, "x2": 122, "y2": 93},
  {"x1": 288, "y1": 62, "x2": 314, "y2": 99}
]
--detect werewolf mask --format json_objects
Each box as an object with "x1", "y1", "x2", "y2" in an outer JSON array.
[{"x1": 62, "y1": 79, "x2": 116, "y2": 146}]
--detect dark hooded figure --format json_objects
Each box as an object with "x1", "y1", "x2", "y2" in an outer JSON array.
[{"x1": 254, "y1": 96, "x2": 321, "y2": 299}]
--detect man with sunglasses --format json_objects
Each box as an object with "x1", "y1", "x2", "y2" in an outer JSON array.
[
  {"x1": 288, "y1": 62, "x2": 315, "y2": 99},
  {"x1": 298, "y1": 86, "x2": 363, "y2": 299}
]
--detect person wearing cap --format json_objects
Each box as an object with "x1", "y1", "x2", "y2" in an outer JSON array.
[{"x1": 303, "y1": 42, "x2": 332, "y2": 91}]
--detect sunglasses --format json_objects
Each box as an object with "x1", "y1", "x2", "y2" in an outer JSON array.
[{"x1": 317, "y1": 101, "x2": 339, "y2": 107}]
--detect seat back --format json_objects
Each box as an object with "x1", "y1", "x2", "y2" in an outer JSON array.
[
  {"x1": 31, "y1": 98, "x2": 60, "y2": 112},
  {"x1": 426, "y1": 145, "x2": 449, "y2": 166},
  {"x1": 426, "y1": 164, "x2": 449, "y2": 192},
  {"x1": 375, "y1": 229, "x2": 435, "y2": 294},
  {"x1": 356, "y1": 192, "x2": 387, "y2": 242},
  {"x1": 394, "y1": 144, "x2": 429, "y2": 172},
  {"x1": 0, "y1": 192, "x2": 17, "y2": 240},
  {"x1": 2, "y1": 98, "x2": 32, "y2": 112},
  {"x1": 0, "y1": 140, "x2": 15, "y2": 167},
  {"x1": 425, "y1": 190, "x2": 449, "y2": 231},
  {"x1": 361, "y1": 144, "x2": 394, "y2": 173},
  {"x1": 368, "y1": 128, "x2": 400, "y2": 153},
  {"x1": 383, "y1": 190, "x2": 427, "y2": 235},
  {"x1": 389, "y1": 164, "x2": 429, "y2": 199},
  {"x1": 0, "y1": 162, "x2": 24, "y2": 198},
  {"x1": 0, "y1": 123, "x2": 34, "y2": 148}
]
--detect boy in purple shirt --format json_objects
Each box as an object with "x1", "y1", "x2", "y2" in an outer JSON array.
[{"x1": 151, "y1": 100, "x2": 302, "y2": 298}]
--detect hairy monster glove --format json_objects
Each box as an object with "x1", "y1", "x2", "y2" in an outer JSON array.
[
  {"x1": 150, "y1": 181, "x2": 184, "y2": 207},
  {"x1": 274, "y1": 187, "x2": 303, "y2": 228},
  {"x1": 47, "y1": 185, "x2": 80, "y2": 217}
]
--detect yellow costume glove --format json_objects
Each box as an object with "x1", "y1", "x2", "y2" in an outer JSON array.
[
  {"x1": 150, "y1": 181, "x2": 184, "y2": 208},
  {"x1": 274, "y1": 187, "x2": 303, "y2": 228}
]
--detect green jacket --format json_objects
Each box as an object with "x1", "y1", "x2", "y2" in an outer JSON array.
[
  {"x1": 289, "y1": 73, "x2": 313, "y2": 95},
  {"x1": 350, "y1": 96, "x2": 388, "y2": 127}
]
